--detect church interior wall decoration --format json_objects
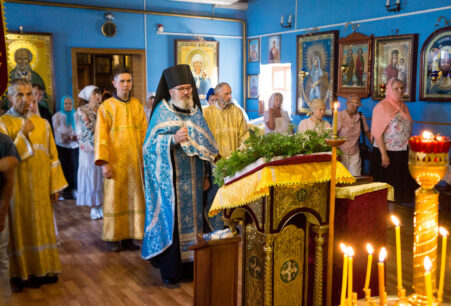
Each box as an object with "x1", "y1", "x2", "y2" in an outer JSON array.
[
  {"x1": 268, "y1": 34, "x2": 281, "y2": 64},
  {"x1": 296, "y1": 30, "x2": 338, "y2": 116},
  {"x1": 247, "y1": 74, "x2": 259, "y2": 99},
  {"x1": 248, "y1": 38, "x2": 260, "y2": 63},
  {"x1": 6, "y1": 31, "x2": 55, "y2": 112},
  {"x1": 336, "y1": 32, "x2": 373, "y2": 99},
  {"x1": 372, "y1": 34, "x2": 418, "y2": 101},
  {"x1": 419, "y1": 26, "x2": 451, "y2": 101},
  {"x1": 175, "y1": 39, "x2": 219, "y2": 100}
]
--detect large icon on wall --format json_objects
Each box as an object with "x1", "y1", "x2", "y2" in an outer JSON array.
[
  {"x1": 296, "y1": 30, "x2": 338, "y2": 115},
  {"x1": 175, "y1": 40, "x2": 219, "y2": 100},
  {"x1": 336, "y1": 32, "x2": 373, "y2": 98},
  {"x1": 419, "y1": 26, "x2": 451, "y2": 101},
  {"x1": 5, "y1": 31, "x2": 55, "y2": 112},
  {"x1": 372, "y1": 34, "x2": 418, "y2": 101}
]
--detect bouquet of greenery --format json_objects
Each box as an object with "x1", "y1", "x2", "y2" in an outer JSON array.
[{"x1": 213, "y1": 128, "x2": 333, "y2": 186}]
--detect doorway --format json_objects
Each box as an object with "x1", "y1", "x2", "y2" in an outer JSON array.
[{"x1": 71, "y1": 48, "x2": 146, "y2": 106}]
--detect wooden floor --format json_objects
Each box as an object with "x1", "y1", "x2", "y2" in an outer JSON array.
[{"x1": 9, "y1": 198, "x2": 451, "y2": 305}]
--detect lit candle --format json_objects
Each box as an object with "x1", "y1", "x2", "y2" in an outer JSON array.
[
  {"x1": 332, "y1": 102, "x2": 339, "y2": 136},
  {"x1": 347, "y1": 247, "x2": 354, "y2": 306},
  {"x1": 391, "y1": 215, "x2": 403, "y2": 293},
  {"x1": 364, "y1": 243, "x2": 373, "y2": 290},
  {"x1": 340, "y1": 243, "x2": 348, "y2": 306},
  {"x1": 424, "y1": 256, "x2": 433, "y2": 306},
  {"x1": 438, "y1": 227, "x2": 448, "y2": 302},
  {"x1": 378, "y1": 247, "x2": 386, "y2": 306}
]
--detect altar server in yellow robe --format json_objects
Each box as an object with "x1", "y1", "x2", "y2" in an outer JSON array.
[
  {"x1": 95, "y1": 66, "x2": 147, "y2": 252},
  {"x1": 0, "y1": 79, "x2": 67, "y2": 292},
  {"x1": 202, "y1": 82, "x2": 249, "y2": 159},
  {"x1": 202, "y1": 82, "x2": 249, "y2": 230}
]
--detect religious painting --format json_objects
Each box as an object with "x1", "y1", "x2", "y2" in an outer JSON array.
[
  {"x1": 419, "y1": 26, "x2": 451, "y2": 101},
  {"x1": 247, "y1": 74, "x2": 259, "y2": 98},
  {"x1": 268, "y1": 35, "x2": 281, "y2": 64},
  {"x1": 372, "y1": 34, "x2": 418, "y2": 101},
  {"x1": 296, "y1": 30, "x2": 338, "y2": 115},
  {"x1": 248, "y1": 38, "x2": 260, "y2": 62},
  {"x1": 5, "y1": 31, "x2": 55, "y2": 112},
  {"x1": 175, "y1": 40, "x2": 219, "y2": 100},
  {"x1": 337, "y1": 32, "x2": 373, "y2": 98}
]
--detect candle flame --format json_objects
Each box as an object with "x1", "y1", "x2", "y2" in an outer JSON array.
[
  {"x1": 366, "y1": 243, "x2": 374, "y2": 254},
  {"x1": 390, "y1": 215, "x2": 400, "y2": 227},
  {"x1": 379, "y1": 247, "x2": 387, "y2": 262},
  {"x1": 340, "y1": 243, "x2": 348, "y2": 254},
  {"x1": 439, "y1": 227, "x2": 449, "y2": 237},
  {"x1": 347, "y1": 246, "x2": 354, "y2": 257},
  {"x1": 333, "y1": 102, "x2": 339, "y2": 110},
  {"x1": 422, "y1": 130, "x2": 433, "y2": 140},
  {"x1": 424, "y1": 256, "x2": 432, "y2": 272}
]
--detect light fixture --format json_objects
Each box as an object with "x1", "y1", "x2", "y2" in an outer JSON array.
[
  {"x1": 101, "y1": 12, "x2": 117, "y2": 37},
  {"x1": 280, "y1": 15, "x2": 292, "y2": 29},
  {"x1": 385, "y1": 0, "x2": 401, "y2": 13}
]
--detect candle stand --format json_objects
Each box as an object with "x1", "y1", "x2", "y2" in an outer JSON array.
[{"x1": 407, "y1": 147, "x2": 448, "y2": 305}]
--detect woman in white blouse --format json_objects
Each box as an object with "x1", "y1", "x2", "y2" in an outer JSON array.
[
  {"x1": 264, "y1": 92, "x2": 291, "y2": 134},
  {"x1": 297, "y1": 99, "x2": 331, "y2": 133},
  {"x1": 76, "y1": 85, "x2": 104, "y2": 219},
  {"x1": 52, "y1": 95, "x2": 78, "y2": 199}
]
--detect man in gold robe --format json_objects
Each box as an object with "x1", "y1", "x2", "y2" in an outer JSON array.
[
  {"x1": 0, "y1": 79, "x2": 67, "y2": 292},
  {"x1": 203, "y1": 82, "x2": 249, "y2": 159},
  {"x1": 95, "y1": 66, "x2": 147, "y2": 252},
  {"x1": 202, "y1": 82, "x2": 249, "y2": 230}
]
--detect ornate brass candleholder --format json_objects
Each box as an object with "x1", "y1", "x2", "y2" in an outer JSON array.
[{"x1": 408, "y1": 142, "x2": 449, "y2": 305}]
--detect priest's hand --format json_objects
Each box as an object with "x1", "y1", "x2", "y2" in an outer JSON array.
[
  {"x1": 50, "y1": 193, "x2": 59, "y2": 203},
  {"x1": 203, "y1": 177, "x2": 210, "y2": 191},
  {"x1": 174, "y1": 128, "x2": 189, "y2": 144},
  {"x1": 102, "y1": 163, "x2": 113, "y2": 179},
  {"x1": 21, "y1": 119, "x2": 35, "y2": 136}
]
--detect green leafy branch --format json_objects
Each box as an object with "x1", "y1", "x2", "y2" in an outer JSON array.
[{"x1": 213, "y1": 128, "x2": 333, "y2": 186}]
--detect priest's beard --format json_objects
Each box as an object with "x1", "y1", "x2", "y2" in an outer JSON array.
[{"x1": 171, "y1": 96, "x2": 194, "y2": 110}]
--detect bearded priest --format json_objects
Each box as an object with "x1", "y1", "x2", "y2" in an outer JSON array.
[{"x1": 141, "y1": 64, "x2": 218, "y2": 285}]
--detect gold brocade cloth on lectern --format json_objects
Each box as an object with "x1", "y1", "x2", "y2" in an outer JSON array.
[
  {"x1": 208, "y1": 154, "x2": 356, "y2": 306},
  {"x1": 209, "y1": 160, "x2": 355, "y2": 217}
]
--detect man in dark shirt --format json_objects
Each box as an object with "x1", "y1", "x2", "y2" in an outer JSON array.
[{"x1": 0, "y1": 133, "x2": 20, "y2": 303}]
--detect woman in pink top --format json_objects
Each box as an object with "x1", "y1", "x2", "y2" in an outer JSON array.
[
  {"x1": 337, "y1": 95, "x2": 370, "y2": 176},
  {"x1": 370, "y1": 78, "x2": 416, "y2": 204}
]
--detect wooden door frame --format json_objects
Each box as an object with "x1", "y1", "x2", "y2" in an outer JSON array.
[{"x1": 71, "y1": 48, "x2": 147, "y2": 104}]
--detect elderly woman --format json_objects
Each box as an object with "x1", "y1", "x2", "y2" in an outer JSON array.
[
  {"x1": 297, "y1": 99, "x2": 331, "y2": 133},
  {"x1": 370, "y1": 78, "x2": 415, "y2": 204},
  {"x1": 337, "y1": 95, "x2": 371, "y2": 176},
  {"x1": 264, "y1": 92, "x2": 291, "y2": 134},
  {"x1": 76, "y1": 85, "x2": 104, "y2": 219},
  {"x1": 52, "y1": 95, "x2": 78, "y2": 199}
]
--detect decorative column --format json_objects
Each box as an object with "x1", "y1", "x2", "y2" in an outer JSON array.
[{"x1": 312, "y1": 225, "x2": 328, "y2": 306}]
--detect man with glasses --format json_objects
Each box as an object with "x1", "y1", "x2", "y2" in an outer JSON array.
[
  {"x1": 95, "y1": 66, "x2": 148, "y2": 252},
  {"x1": 141, "y1": 64, "x2": 218, "y2": 284}
]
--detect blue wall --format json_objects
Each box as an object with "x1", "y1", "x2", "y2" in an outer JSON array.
[
  {"x1": 246, "y1": 0, "x2": 451, "y2": 137},
  {"x1": 4, "y1": 0, "x2": 244, "y2": 109}
]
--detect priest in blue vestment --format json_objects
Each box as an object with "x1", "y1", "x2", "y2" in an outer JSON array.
[{"x1": 141, "y1": 64, "x2": 219, "y2": 284}]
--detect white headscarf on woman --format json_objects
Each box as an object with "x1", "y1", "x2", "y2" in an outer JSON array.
[{"x1": 78, "y1": 85, "x2": 99, "y2": 101}]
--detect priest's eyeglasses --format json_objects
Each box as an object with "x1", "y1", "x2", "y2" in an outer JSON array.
[{"x1": 174, "y1": 85, "x2": 193, "y2": 92}]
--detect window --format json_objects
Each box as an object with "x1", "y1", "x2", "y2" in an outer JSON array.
[{"x1": 259, "y1": 63, "x2": 291, "y2": 113}]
